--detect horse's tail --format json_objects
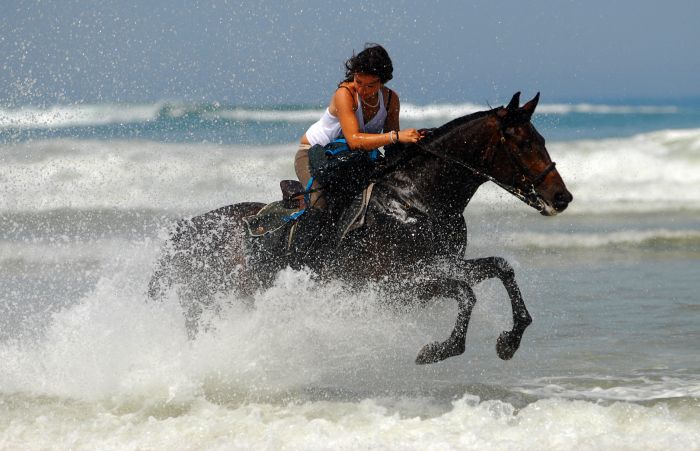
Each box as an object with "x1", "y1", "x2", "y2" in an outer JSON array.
[
  {"x1": 147, "y1": 253, "x2": 175, "y2": 302},
  {"x1": 147, "y1": 202, "x2": 266, "y2": 303}
]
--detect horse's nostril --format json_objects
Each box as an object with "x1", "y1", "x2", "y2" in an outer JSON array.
[{"x1": 555, "y1": 191, "x2": 573, "y2": 204}]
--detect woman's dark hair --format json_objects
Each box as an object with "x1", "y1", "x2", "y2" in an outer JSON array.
[{"x1": 343, "y1": 44, "x2": 393, "y2": 84}]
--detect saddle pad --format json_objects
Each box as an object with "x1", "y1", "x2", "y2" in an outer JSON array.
[
  {"x1": 338, "y1": 182, "x2": 375, "y2": 240},
  {"x1": 243, "y1": 201, "x2": 300, "y2": 237}
]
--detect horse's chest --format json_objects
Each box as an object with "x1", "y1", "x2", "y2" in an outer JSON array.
[{"x1": 366, "y1": 202, "x2": 438, "y2": 255}]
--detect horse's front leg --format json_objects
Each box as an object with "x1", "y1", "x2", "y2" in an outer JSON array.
[
  {"x1": 414, "y1": 278, "x2": 477, "y2": 365},
  {"x1": 457, "y1": 257, "x2": 532, "y2": 360}
]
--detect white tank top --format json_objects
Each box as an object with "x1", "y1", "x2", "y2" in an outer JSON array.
[{"x1": 305, "y1": 90, "x2": 388, "y2": 146}]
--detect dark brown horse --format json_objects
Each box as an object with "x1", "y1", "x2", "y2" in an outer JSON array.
[{"x1": 148, "y1": 92, "x2": 572, "y2": 364}]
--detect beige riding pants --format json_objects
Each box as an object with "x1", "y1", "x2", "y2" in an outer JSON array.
[{"x1": 294, "y1": 143, "x2": 327, "y2": 209}]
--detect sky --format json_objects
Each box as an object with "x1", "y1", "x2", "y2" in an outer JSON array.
[{"x1": 1, "y1": 0, "x2": 699, "y2": 106}]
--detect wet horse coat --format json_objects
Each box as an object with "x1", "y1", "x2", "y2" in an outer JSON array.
[{"x1": 148, "y1": 92, "x2": 572, "y2": 364}]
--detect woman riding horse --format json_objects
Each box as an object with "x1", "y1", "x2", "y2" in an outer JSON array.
[
  {"x1": 295, "y1": 43, "x2": 425, "y2": 210},
  {"x1": 149, "y1": 91, "x2": 573, "y2": 365}
]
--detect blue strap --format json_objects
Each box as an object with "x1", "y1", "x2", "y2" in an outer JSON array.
[
  {"x1": 324, "y1": 138, "x2": 350, "y2": 156},
  {"x1": 303, "y1": 177, "x2": 314, "y2": 208},
  {"x1": 326, "y1": 138, "x2": 379, "y2": 161},
  {"x1": 325, "y1": 147, "x2": 348, "y2": 156},
  {"x1": 283, "y1": 209, "x2": 306, "y2": 222},
  {"x1": 282, "y1": 178, "x2": 314, "y2": 223}
]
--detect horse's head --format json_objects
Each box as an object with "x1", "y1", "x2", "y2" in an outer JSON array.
[
  {"x1": 484, "y1": 92, "x2": 572, "y2": 215},
  {"x1": 400, "y1": 92, "x2": 572, "y2": 215}
]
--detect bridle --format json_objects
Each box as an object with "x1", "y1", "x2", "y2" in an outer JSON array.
[
  {"x1": 415, "y1": 126, "x2": 557, "y2": 211},
  {"x1": 497, "y1": 133, "x2": 558, "y2": 190}
]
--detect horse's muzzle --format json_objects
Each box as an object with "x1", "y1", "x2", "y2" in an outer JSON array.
[
  {"x1": 555, "y1": 190, "x2": 573, "y2": 210},
  {"x1": 551, "y1": 190, "x2": 573, "y2": 214}
]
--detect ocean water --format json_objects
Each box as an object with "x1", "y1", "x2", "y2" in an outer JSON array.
[{"x1": 1, "y1": 100, "x2": 699, "y2": 450}]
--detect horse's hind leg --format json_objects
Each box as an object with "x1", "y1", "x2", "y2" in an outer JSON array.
[
  {"x1": 458, "y1": 257, "x2": 532, "y2": 360},
  {"x1": 414, "y1": 279, "x2": 477, "y2": 365},
  {"x1": 147, "y1": 202, "x2": 264, "y2": 335}
]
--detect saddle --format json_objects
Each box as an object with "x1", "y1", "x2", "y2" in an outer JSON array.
[
  {"x1": 242, "y1": 180, "x2": 374, "y2": 256},
  {"x1": 243, "y1": 180, "x2": 304, "y2": 239}
]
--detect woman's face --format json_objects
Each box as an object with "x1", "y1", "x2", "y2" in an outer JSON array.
[{"x1": 354, "y1": 73, "x2": 382, "y2": 100}]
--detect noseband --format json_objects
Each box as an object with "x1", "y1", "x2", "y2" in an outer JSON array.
[{"x1": 498, "y1": 136, "x2": 557, "y2": 188}]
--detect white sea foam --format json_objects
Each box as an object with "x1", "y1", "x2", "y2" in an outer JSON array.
[
  {"x1": 502, "y1": 229, "x2": 700, "y2": 250},
  {"x1": 0, "y1": 264, "x2": 512, "y2": 407},
  {"x1": 536, "y1": 103, "x2": 679, "y2": 115},
  {"x1": 2, "y1": 101, "x2": 698, "y2": 450},
  {"x1": 1, "y1": 264, "x2": 698, "y2": 450},
  {"x1": 1, "y1": 228, "x2": 698, "y2": 449},
  {"x1": 400, "y1": 102, "x2": 679, "y2": 120},
  {"x1": 545, "y1": 128, "x2": 700, "y2": 213},
  {"x1": 0, "y1": 103, "x2": 162, "y2": 129},
  {"x1": 1, "y1": 394, "x2": 698, "y2": 450},
  {"x1": 515, "y1": 375, "x2": 700, "y2": 402},
  {"x1": 0, "y1": 101, "x2": 681, "y2": 129},
  {"x1": 212, "y1": 108, "x2": 325, "y2": 122},
  {"x1": 1, "y1": 127, "x2": 699, "y2": 214},
  {"x1": 0, "y1": 139, "x2": 292, "y2": 212},
  {"x1": 0, "y1": 239, "x2": 143, "y2": 265},
  {"x1": 399, "y1": 102, "x2": 484, "y2": 120}
]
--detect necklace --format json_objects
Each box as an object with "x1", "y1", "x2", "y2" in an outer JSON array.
[{"x1": 361, "y1": 93, "x2": 380, "y2": 108}]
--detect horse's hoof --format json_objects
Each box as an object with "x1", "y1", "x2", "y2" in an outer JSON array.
[
  {"x1": 496, "y1": 330, "x2": 522, "y2": 360},
  {"x1": 416, "y1": 341, "x2": 449, "y2": 365},
  {"x1": 415, "y1": 340, "x2": 464, "y2": 365}
]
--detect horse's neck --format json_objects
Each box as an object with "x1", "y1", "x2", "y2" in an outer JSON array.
[
  {"x1": 395, "y1": 126, "x2": 492, "y2": 215},
  {"x1": 389, "y1": 152, "x2": 484, "y2": 216}
]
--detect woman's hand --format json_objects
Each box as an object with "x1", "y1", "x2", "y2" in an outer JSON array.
[{"x1": 397, "y1": 128, "x2": 425, "y2": 143}]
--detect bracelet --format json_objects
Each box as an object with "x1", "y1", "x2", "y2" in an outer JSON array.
[{"x1": 389, "y1": 130, "x2": 397, "y2": 144}]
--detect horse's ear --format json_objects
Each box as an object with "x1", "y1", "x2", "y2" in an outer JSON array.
[
  {"x1": 507, "y1": 92, "x2": 521, "y2": 110},
  {"x1": 521, "y1": 92, "x2": 540, "y2": 120}
]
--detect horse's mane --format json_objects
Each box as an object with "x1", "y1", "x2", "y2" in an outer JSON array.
[
  {"x1": 382, "y1": 106, "x2": 501, "y2": 168},
  {"x1": 421, "y1": 107, "x2": 500, "y2": 146}
]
